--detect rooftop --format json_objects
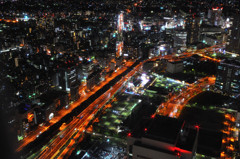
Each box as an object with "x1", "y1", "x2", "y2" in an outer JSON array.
[
  {"x1": 143, "y1": 116, "x2": 184, "y2": 144},
  {"x1": 39, "y1": 90, "x2": 67, "y2": 106}
]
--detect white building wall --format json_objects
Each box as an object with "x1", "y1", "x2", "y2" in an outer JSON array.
[{"x1": 133, "y1": 145, "x2": 177, "y2": 159}]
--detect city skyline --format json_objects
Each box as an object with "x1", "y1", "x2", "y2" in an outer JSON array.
[{"x1": 0, "y1": 0, "x2": 239, "y2": 159}]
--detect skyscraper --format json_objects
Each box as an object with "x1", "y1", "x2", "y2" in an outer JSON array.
[
  {"x1": 226, "y1": 15, "x2": 240, "y2": 54},
  {"x1": 208, "y1": 7, "x2": 223, "y2": 26},
  {"x1": 215, "y1": 59, "x2": 240, "y2": 95},
  {"x1": 173, "y1": 29, "x2": 187, "y2": 48},
  {"x1": 185, "y1": 16, "x2": 201, "y2": 45}
]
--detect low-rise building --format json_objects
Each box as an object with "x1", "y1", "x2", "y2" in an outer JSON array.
[
  {"x1": 166, "y1": 60, "x2": 184, "y2": 74},
  {"x1": 127, "y1": 116, "x2": 197, "y2": 159}
]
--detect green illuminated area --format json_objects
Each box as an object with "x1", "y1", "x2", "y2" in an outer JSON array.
[
  {"x1": 92, "y1": 94, "x2": 141, "y2": 138},
  {"x1": 143, "y1": 89, "x2": 157, "y2": 98},
  {"x1": 89, "y1": 73, "x2": 187, "y2": 144},
  {"x1": 17, "y1": 135, "x2": 24, "y2": 141},
  {"x1": 206, "y1": 51, "x2": 237, "y2": 60},
  {"x1": 144, "y1": 74, "x2": 185, "y2": 98},
  {"x1": 209, "y1": 52, "x2": 240, "y2": 62}
]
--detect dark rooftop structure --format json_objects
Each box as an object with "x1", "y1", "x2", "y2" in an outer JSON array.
[
  {"x1": 197, "y1": 129, "x2": 222, "y2": 157},
  {"x1": 143, "y1": 116, "x2": 184, "y2": 144},
  {"x1": 127, "y1": 115, "x2": 197, "y2": 159},
  {"x1": 87, "y1": 68, "x2": 102, "y2": 80},
  {"x1": 18, "y1": 103, "x2": 33, "y2": 114},
  {"x1": 39, "y1": 90, "x2": 67, "y2": 107},
  {"x1": 179, "y1": 107, "x2": 224, "y2": 158}
]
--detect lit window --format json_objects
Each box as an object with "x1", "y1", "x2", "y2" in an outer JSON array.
[{"x1": 218, "y1": 66, "x2": 223, "y2": 70}]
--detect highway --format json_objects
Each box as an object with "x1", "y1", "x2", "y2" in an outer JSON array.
[
  {"x1": 152, "y1": 44, "x2": 225, "y2": 118},
  {"x1": 149, "y1": 44, "x2": 224, "y2": 63},
  {"x1": 16, "y1": 61, "x2": 134, "y2": 153},
  {"x1": 43, "y1": 44, "x2": 224, "y2": 158},
  {"x1": 19, "y1": 43, "x2": 225, "y2": 158},
  {"x1": 0, "y1": 18, "x2": 19, "y2": 23},
  {"x1": 33, "y1": 61, "x2": 143, "y2": 159},
  {"x1": 155, "y1": 76, "x2": 216, "y2": 118}
]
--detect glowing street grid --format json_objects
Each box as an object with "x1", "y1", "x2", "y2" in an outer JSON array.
[
  {"x1": 74, "y1": 66, "x2": 189, "y2": 158},
  {"x1": 92, "y1": 72, "x2": 188, "y2": 138},
  {"x1": 74, "y1": 72, "x2": 154, "y2": 158}
]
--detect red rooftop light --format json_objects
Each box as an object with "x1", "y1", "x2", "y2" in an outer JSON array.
[
  {"x1": 127, "y1": 133, "x2": 131, "y2": 137},
  {"x1": 176, "y1": 152, "x2": 181, "y2": 157},
  {"x1": 212, "y1": 7, "x2": 222, "y2": 10},
  {"x1": 194, "y1": 125, "x2": 200, "y2": 129}
]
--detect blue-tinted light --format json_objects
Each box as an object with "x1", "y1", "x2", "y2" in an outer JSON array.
[{"x1": 24, "y1": 15, "x2": 29, "y2": 20}]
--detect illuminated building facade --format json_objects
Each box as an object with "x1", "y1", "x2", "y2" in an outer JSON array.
[
  {"x1": 117, "y1": 12, "x2": 124, "y2": 33},
  {"x1": 116, "y1": 12, "x2": 124, "y2": 65},
  {"x1": 226, "y1": 15, "x2": 240, "y2": 54},
  {"x1": 116, "y1": 41, "x2": 123, "y2": 58},
  {"x1": 59, "y1": 66, "x2": 77, "y2": 92},
  {"x1": 208, "y1": 7, "x2": 223, "y2": 26},
  {"x1": 173, "y1": 29, "x2": 187, "y2": 48},
  {"x1": 215, "y1": 59, "x2": 240, "y2": 95}
]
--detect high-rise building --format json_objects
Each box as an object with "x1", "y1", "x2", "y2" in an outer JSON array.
[
  {"x1": 59, "y1": 66, "x2": 77, "y2": 92},
  {"x1": 215, "y1": 59, "x2": 240, "y2": 95},
  {"x1": 207, "y1": 7, "x2": 223, "y2": 26},
  {"x1": 226, "y1": 15, "x2": 240, "y2": 54},
  {"x1": 86, "y1": 69, "x2": 102, "y2": 91},
  {"x1": 185, "y1": 16, "x2": 201, "y2": 45},
  {"x1": 173, "y1": 29, "x2": 187, "y2": 48},
  {"x1": 81, "y1": 60, "x2": 94, "y2": 79}
]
